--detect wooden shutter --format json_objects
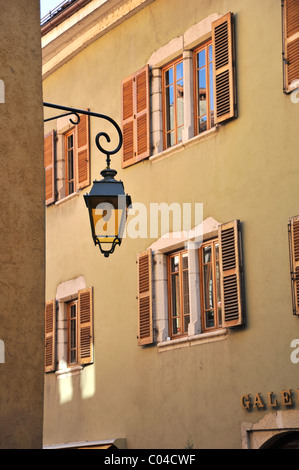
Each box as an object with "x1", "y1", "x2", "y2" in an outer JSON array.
[
  {"x1": 44, "y1": 130, "x2": 55, "y2": 205},
  {"x1": 76, "y1": 112, "x2": 90, "y2": 190},
  {"x1": 45, "y1": 300, "x2": 56, "y2": 372},
  {"x1": 121, "y1": 65, "x2": 150, "y2": 168},
  {"x1": 137, "y1": 249, "x2": 153, "y2": 345},
  {"x1": 283, "y1": 0, "x2": 299, "y2": 93},
  {"x1": 78, "y1": 288, "x2": 93, "y2": 364},
  {"x1": 218, "y1": 220, "x2": 244, "y2": 327},
  {"x1": 289, "y1": 216, "x2": 299, "y2": 315},
  {"x1": 212, "y1": 12, "x2": 236, "y2": 124}
]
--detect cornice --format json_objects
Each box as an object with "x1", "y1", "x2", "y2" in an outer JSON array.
[{"x1": 42, "y1": 0, "x2": 155, "y2": 79}]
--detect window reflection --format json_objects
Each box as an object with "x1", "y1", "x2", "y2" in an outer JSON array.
[
  {"x1": 163, "y1": 58, "x2": 184, "y2": 149},
  {"x1": 195, "y1": 42, "x2": 214, "y2": 134}
]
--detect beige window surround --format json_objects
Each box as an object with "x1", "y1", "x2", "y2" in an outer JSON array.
[
  {"x1": 55, "y1": 276, "x2": 86, "y2": 376},
  {"x1": 148, "y1": 217, "x2": 228, "y2": 351},
  {"x1": 147, "y1": 13, "x2": 221, "y2": 157}
]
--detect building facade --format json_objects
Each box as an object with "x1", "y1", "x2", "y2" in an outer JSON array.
[
  {"x1": 42, "y1": 0, "x2": 299, "y2": 449},
  {"x1": 0, "y1": 0, "x2": 44, "y2": 448}
]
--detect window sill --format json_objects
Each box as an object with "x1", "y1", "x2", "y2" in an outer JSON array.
[
  {"x1": 55, "y1": 190, "x2": 80, "y2": 206},
  {"x1": 157, "y1": 328, "x2": 227, "y2": 352},
  {"x1": 55, "y1": 364, "x2": 83, "y2": 378},
  {"x1": 149, "y1": 126, "x2": 219, "y2": 164}
]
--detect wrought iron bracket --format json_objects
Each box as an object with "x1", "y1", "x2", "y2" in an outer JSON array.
[{"x1": 43, "y1": 102, "x2": 123, "y2": 168}]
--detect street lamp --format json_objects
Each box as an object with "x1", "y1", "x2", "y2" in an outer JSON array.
[
  {"x1": 43, "y1": 102, "x2": 132, "y2": 257},
  {"x1": 84, "y1": 158, "x2": 132, "y2": 257}
]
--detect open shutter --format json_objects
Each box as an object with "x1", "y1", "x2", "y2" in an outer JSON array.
[
  {"x1": 44, "y1": 130, "x2": 55, "y2": 205},
  {"x1": 135, "y1": 65, "x2": 150, "y2": 162},
  {"x1": 283, "y1": 0, "x2": 299, "y2": 93},
  {"x1": 219, "y1": 220, "x2": 244, "y2": 327},
  {"x1": 45, "y1": 300, "x2": 56, "y2": 372},
  {"x1": 121, "y1": 65, "x2": 150, "y2": 168},
  {"x1": 212, "y1": 12, "x2": 236, "y2": 124},
  {"x1": 289, "y1": 216, "x2": 299, "y2": 315},
  {"x1": 76, "y1": 112, "x2": 90, "y2": 190},
  {"x1": 137, "y1": 249, "x2": 153, "y2": 345},
  {"x1": 78, "y1": 288, "x2": 93, "y2": 364}
]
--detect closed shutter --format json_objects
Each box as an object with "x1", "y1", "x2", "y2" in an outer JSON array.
[
  {"x1": 283, "y1": 0, "x2": 299, "y2": 93},
  {"x1": 122, "y1": 65, "x2": 150, "y2": 168},
  {"x1": 45, "y1": 300, "x2": 56, "y2": 372},
  {"x1": 289, "y1": 216, "x2": 299, "y2": 315},
  {"x1": 218, "y1": 220, "x2": 244, "y2": 327},
  {"x1": 78, "y1": 288, "x2": 93, "y2": 364},
  {"x1": 137, "y1": 249, "x2": 153, "y2": 345},
  {"x1": 76, "y1": 112, "x2": 90, "y2": 190},
  {"x1": 44, "y1": 130, "x2": 55, "y2": 205},
  {"x1": 212, "y1": 12, "x2": 236, "y2": 124}
]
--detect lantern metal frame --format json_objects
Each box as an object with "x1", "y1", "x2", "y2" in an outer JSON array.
[{"x1": 43, "y1": 102, "x2": 132, "y2": 257}]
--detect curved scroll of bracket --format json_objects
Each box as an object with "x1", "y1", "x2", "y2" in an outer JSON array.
[{"x1": 43, "y1": 102, "x2": 123, "y2": 163}]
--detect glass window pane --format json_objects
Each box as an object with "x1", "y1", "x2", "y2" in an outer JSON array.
[
  {"x1": 197, "y1": 49, "x2": 206, "y2": 69},
  {"x1": 176, "y1": 61, "x2": 183, "y2": 80},
  {"x1": 177, "y1": 79, "x2": 184, "y2": 128},
  {"x1": 171, "y1": 273, "x2": 180, "y2": 314},
  {"x1": 182, "y1": 252, "x2": 188, "y2": 270},
  {"x1": 182, "y1": 270, "x2": 189, "y2": 315},
  {"x1": 172, "y1": 317, "x2": 180, "y2": 336},
  {"x1": 199, "y1": 67, "x2": 206, "y2": 89},
  {"x1": 167, "y1": 131, "x2": 175, "y2": 148},
  {"x1": 166, "y1": 85, "x2": 174, "y2": 131},
  {"x1": 203, "y1": 246, "x2": 211, "y2": 263},
  {"x1": 199, "y1": 115, "x2": 207, "y2": 133},
  {"x1": 204, "y1": 264, "x2": 213, "y2": 310},
  {"x1": 171, "y1": 255, "x2": 179, "y2": 272},
  {"x1": 177, "y1": 126, "x2": 183, "y2": 143},
  {"x1": 165, "y1": 67, "x2": 173, "y2": 86},
  {"x1": 208, "y1": 44, "x2": 213, "y2": 63},
  {"x1": 184, "y1": 315, "x2": 190, "y2": 334},
  {"x1": 209, "y1": 62, "x2": 214, "y2": 111},
  {"x1": 205, "y1": 310, "x2": 215, "y2": 328}
]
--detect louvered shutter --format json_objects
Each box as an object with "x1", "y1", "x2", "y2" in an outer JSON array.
[
  {"x1": 45, "y1": 300, "x2": 56, "y2": 372},
  {"x1": 289, "y1": 216, "x2": 299, "y2": 315},
  {"x1": 44, "y1": 130, "x2": 55, "y2": 205},
  {"x1": 218, "y1": 220, "x2": 244, "y2": 327},
  {"x1": 122, "y1": 65, "x2": 150, "y2": 168},
  {"x1": 212, "y1": 12, "x2": 236, "y2": 124},
  {"x1": 283, "y1": 0, "x2": 299, "y2": 93},
  {"x1": 78, "y1": 288, "x2": 93, "y2": 364},
  {"x1": 137, "y1": 249, "x2": 153, "y2": 345},
  {"x1": 76, "y1": 112, "x2": 90, "y2": 190}
]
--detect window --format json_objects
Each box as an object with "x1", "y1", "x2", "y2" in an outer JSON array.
[
  {"x1": 44, "y1": 287, "x2": 93, "y2": 372},
  {"x1": 121, "y1": 12, "x2": 237, "y2": 167},
  {"x1": 194, "y1": 42, "x2": 214, "y2": 134},
  {"x1": 162, "y1": 58, "x2": 184, "y2": 149},
  {"x1": 168, "y1": 250, "x2": 189, "y2": 338},
  {"x1": 44, "y1": 112, "x2": 90, "y2": 205},
  {"x1": 282, "y1": 0, "x2": 299, "y2": 93},
  {"x1": 136, "y1": 219, "x2": 245, "y2": 348},
  {"x1": 200, "y1": 239, "x2": 221, "y2": 332}
]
